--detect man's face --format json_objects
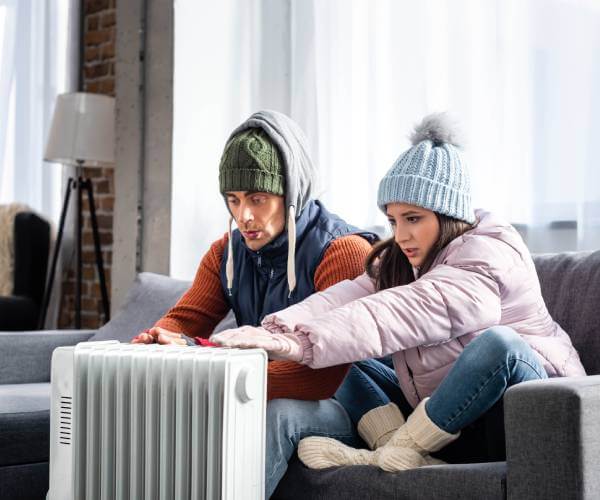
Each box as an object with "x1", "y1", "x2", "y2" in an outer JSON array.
[{"x1": 225, "y1": 191, "x2": 286, "y2": 251}]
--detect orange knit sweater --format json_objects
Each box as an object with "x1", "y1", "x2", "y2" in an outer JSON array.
[{"x1": 155, "y1": 233, "x2": 373, "y2": 400}]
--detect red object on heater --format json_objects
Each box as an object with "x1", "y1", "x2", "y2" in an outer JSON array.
[{"x1": 196, "y1": 337, "x2": 219, "y2": 347}]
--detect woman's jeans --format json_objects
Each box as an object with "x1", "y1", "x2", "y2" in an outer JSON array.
[
  {"x1": 334, "y1": 326, "x2": 548, "y2": 433},
  {"x1": 334, "y1": 354, "x2": 412, "y2": 424}
]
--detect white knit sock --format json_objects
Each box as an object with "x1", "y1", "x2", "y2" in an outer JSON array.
[
  {"x1": 297, "y1": 437, "x2": 376, "y2": 469},
  {"x1": 376, "y1": 398, "x2": 459, "y2": 472},
  {"x1": 357, "y1": 403, "x2": 405, "y2": 450},
  {"x1": 298, "y1": 400, "x2": 455, "y2": 472}
]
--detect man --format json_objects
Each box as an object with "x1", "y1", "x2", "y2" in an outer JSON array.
[{"x1": 133, "y1": 110, "x2": 377, "y2": 496}]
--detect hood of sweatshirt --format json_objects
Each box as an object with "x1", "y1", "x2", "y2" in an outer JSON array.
[
  {"x1": 226, "y1": 109, "x2": 319, "y2": 215},
  {"x1": 223, "y1": 110, "x2": 320, "y2": 296}
]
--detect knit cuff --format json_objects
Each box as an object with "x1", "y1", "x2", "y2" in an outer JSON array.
[
  {"x1": 359, "y1": 402, "x2": 405, "y2": 435},
  {"x1": 154, "y1": 318, "x2": 186, "y2": 335},
  {"x1": 377, "y1": 174, "x2": 476, "y2": 224},
  {"x1": 220, "y1": 169, "x2": 285, "y2": 196},
  {"x1": 358, "y1": 403, "x2": 405, "y2": 448},
  {"x1": 406, "y1": 398, "x2": 460, "y2": 452}
]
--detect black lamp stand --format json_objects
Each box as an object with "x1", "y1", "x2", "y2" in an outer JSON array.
[{"x1": 39, "y1": 164, "x2": 110, "y2": 329}]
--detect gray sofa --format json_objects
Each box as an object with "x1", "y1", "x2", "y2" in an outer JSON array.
[{"x1": 1, "y1": 251, "x2": 599, "y2": 499}]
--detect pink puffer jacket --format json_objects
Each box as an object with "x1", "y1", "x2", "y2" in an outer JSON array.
[{"x1": 262, "y1": 209, "x2": 586, "y2": 408}]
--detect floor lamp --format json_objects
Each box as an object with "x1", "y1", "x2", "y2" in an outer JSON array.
[{"x1": 39, "y1": 92, "x2": 114, "y2": 329}]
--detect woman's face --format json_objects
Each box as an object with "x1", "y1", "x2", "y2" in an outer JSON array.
[
  {"x1": 386, "y1": 202, "x2": 440, "y2": 268},
  {"x1": 225, "y1": 191, "x2": 286, "y2": 251}
]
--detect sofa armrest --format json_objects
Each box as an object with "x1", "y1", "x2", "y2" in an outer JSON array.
[
  {"x1": 0, "y1": 330, "x2": 95, "y2": 384},
  {"x1": 505, "y1": 375, "x2": 600, "y2": 500}
]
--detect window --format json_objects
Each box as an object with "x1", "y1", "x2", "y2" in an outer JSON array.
[
  {"x1": 172, "y1": 0, "x2": 600, "y2": 278},
  {"x1": 0, "y1": 0, "x2": 79, "y2": 223}
]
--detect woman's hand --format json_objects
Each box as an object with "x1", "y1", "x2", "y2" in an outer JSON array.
[
  {"x1": 210, "y1": 326, "x2": 304, "y2": 362},
  {"x1": 131, "y1": 326, "x2": 190, "y2": 346}
]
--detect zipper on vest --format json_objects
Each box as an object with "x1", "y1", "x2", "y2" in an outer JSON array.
[
  {"x1": 257, "y1": 255, "x2": 262, "y2": 267},
  {"x1": 270, "y1": 269, "x2": 274, "y2": 279}
]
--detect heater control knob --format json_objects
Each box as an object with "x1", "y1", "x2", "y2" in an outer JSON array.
[{"x1": 235, "y1": 367, "x2": 256, "y2": 403}]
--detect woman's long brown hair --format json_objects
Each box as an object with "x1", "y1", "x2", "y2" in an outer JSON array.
[{"x1": 366, "y1": 213, "x2": 475, "y2": 291}]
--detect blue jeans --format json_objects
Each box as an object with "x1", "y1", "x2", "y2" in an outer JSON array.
[
  {"x1": 427, "y1": 326, "x2": 547, "y2": 433},
  {"x1": 334, "y1": 355, "x2": 412, "y2": 425},
  {"x1": 265, "y1": 398, "x2": 360, "y2": 499},
  {"x1": 334, "y1": 326, "x2": 547, "y2": 434}
]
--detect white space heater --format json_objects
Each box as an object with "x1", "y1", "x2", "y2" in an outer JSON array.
[{"x1": 47, "y1": 341, "x2": 267, "y2": 500}]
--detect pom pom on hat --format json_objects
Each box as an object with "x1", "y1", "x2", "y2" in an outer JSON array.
[
  {"x1": 410, "y1": 112, "x2": 463, "y2": 148},
  {"x1": 377, "y1": 112, "x2": 475, "y2": 224}
]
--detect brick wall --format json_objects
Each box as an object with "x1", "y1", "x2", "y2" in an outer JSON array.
[{"x1": 58, "y1": 0, "x2": 116, "y2": 329}]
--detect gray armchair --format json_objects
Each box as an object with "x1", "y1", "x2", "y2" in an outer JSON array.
[
  {"x1": 0, "y1": 211, "x2": 50, "y2": 331},
  {"x1": 501, "y1": 251, "x2": 600, "y2": 499},
  {"x1": 1, "y1": 252, "x2": 599, "y2": 500}
]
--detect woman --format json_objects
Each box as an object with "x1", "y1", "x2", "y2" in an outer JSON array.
[{"x1": 211, "y1": 113, "x2": 586, "y2": 471}]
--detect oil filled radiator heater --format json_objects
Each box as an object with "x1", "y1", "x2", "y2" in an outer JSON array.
[{"x1": 46, "y1": 341, "x2": 267, "y2": 500}]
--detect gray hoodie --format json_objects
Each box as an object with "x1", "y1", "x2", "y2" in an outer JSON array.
[
  {"x1": 226, "y1": 110, "x2": 318, "y2": 215},
  {"x1": 223, "y1": 110, "x2": 319, "y2": 296}
]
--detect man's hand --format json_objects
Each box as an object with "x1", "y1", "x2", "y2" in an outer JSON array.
[
  {"x1": 131, "y1": 326, "x2": 190, "y2": 346},
  {"x1": 210, "y1": 326, "x2": 304, "y2": 362}
]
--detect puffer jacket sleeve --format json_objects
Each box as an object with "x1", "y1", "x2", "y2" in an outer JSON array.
[
  {"x1": 261, "y1": 272, "x2": 375, "y2": 333},
  {"x1": 295, "y1": 263, "x2": 502, "y2": 368}
]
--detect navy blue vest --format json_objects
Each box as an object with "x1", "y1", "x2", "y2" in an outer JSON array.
[{"x1": 219, "y1": 200, "x2": 377, "y2": 327}]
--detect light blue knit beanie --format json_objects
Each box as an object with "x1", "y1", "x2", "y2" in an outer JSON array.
[{"x1": 377, "y1": 113, "x2": 476, "y2": 224}]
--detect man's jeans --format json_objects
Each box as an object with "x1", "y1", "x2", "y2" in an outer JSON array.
[
  {"x1": 265, "y1": 398, "x2": 360, "y2": 498},
  {"x1": 334, "y1": 326, "x2": 548, "y2": 433}
]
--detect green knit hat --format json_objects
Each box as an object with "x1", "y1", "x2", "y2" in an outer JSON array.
[{"x1": 219, "y1": 128, "x2": 285, "y2": 196}]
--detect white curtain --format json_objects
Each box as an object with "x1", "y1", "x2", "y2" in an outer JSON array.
[
  {"x1": 0, "y1": 0, "x2": 79, "y2": 325},
  {"x1": 0, "y1": 0, "x2": 79, "y2": 220},
  {"x1": 172, "y1": 0, "x2": 293, "y2": 278},
  {"x1": 172, "y1": 0, "x2": 600, "y2": 279}
]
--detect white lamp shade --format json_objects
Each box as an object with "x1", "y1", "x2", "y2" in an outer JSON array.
[{"x1": 45, "y1": 92, "x2": 115, "y2": 167}]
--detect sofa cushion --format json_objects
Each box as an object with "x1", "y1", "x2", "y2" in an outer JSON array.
[
  {"x1": 0, "y1": 330, "x2": 95, "y2": 384},
  {"x1": 533, "y1": 251, "x2": 600, "y2": 374},
  {"x1": 90, "y1": 272, "x2": 191, "y2": 343},
  {"x1": 273, "y1": 456, "x2": 506, "y2": 500},
  {"x1": 0, "y1": 383, "x2": 50, "y2": 466},
  {"x1": 90, "y1": 272, "x2": 237, "y2": 343}
]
